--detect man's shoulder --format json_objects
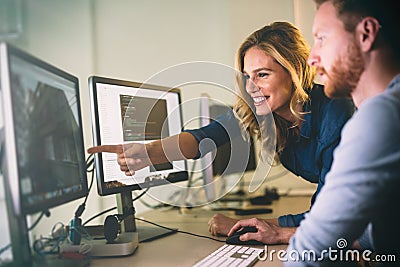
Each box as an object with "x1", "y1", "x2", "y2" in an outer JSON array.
[
  {"x1": 359, "y1": 86, "x2": 400, "y2": 121},
  {"x1": 342, "y1": 90, "x2": 400, "y2": 148}
]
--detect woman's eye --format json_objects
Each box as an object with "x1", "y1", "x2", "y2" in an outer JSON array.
[{"x1": 258, "y1": 72, "x2": 269, "y2": 78}]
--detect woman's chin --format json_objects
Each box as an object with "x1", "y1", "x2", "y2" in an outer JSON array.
[{"x1": 255, "y1": 107, "x2": 272, "y2": 116}]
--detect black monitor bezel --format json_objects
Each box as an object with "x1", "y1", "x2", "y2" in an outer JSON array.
[
  {"x1": 208, "y1": 104, "x2": 257, "y2": 176},
  {"x1": 88, "y1": 75, "x2": 188, "y2": 196},
  {"x1": 0, "y1": 42, "x2": 88, "y2": 216}
]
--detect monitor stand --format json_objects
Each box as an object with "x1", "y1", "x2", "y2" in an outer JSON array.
[
  {"x1": 60, "y1": 192, "x2": 140, "y2": 258},
  {"x1": 116, "y1": 191, "x2": 177, "y2": 243},
  {"x1": 60, "y1": 231, "x2": 139, "y2": 258}
]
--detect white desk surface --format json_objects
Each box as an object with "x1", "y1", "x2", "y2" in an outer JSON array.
[{"x1": 90, "y1": 195, "x2": 311, "y2": 267}]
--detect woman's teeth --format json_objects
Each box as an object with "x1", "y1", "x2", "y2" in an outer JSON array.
[{"x1": 253, "y1": 96, "x2": 267, "y2": 105}]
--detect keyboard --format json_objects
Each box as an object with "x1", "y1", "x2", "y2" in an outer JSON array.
[{"x1": 192, "y1": 244, "x2": 265, "y2": 267}]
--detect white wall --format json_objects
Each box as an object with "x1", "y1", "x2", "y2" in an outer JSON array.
[
  {"x1": 1, "y1": 0, "x2": 316, "y2": 240},
  {"x1": 92, "y1": 0, "x2": 296, "y2": 117},
  {"x1": 294, "y1": 0, "x2": 317, "y2": 48},
  {"x1": 90, "y1": 0, "x2": 299, "y2": 220}
]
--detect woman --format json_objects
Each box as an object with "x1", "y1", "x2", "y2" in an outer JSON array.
[
  {"x1": 207, "y1": 21, "x2": 355, "y2": 243},
  {"x1": 88, "y1": 21, "x2": 355, "y2": 244}
]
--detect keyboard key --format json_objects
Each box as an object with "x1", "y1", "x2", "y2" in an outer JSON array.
[{"x1": 193, "y1": 244, "x2": 264, "y2": 267}]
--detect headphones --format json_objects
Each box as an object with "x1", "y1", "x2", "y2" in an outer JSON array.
[
  {"x1": 69, "y1": 213, "x2": 131, "y2": 244},
  {"x1": 104, "y1": 213, "x2": 135, "y2": 243}
]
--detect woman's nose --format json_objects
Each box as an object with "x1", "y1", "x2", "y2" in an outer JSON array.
[{"x1": 246, "y1": 78, "x2": 260, "y2": 94}]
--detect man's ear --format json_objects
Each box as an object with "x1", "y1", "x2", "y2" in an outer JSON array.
[{"x1": 357, "y1": 17, "x2": 381, "y2": 52}]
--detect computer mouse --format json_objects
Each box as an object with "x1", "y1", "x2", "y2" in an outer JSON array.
[{"x1": 226, "y1": 226, "x2": 264, "y2": 246}]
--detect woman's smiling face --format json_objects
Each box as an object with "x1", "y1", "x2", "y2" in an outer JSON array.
[{"x1": 243, "y1": 47, "x2": 293, "y2": 118}]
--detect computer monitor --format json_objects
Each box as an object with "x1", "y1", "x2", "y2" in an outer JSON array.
[
  {"x1": 209, "y1": 106, "x2": 256, "y2": 176},
  {"x1": 199, "y1": 95, "x2": 257, "y2": 202},
  {"x1": 88, "y1": 76, "x2": 188, "y2": 243},
  {"x1": 199, "y1": 95, "x2": 215, "y2": 202},
  {"x1": 0, "y1": 42, "x2": 88, "y2": 266}
]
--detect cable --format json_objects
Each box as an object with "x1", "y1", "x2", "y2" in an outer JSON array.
[
  {"x1": 84, "y1": 208, "x2": 226, "y2": 243},
  {"x1": 73, "y1": 154, "x2": 95, "y2": 220},
  {"x1": 28, "y1": 210, "x2": 51, "y2": 232},
  {"x1": 132, "y1": 187, "x2": 150, "y2": 201},
  {"x1": 85, "y1": 154, "x2": 95, "y2": 196},
  {"x1": 135, "y1": 217, "x2": 225, "y2": 243},
  {"x1": 0, "y1": 210, "x2": 51, "y2": 257},
  {"x1": 67, "y1": 154, "x2": 95, "y2": 246},
  {"x1": 0, "y1": 244, "x2": 11, "y2": 257},
  {"x1": 133, "y1": 161, "x2": 199, "y2": 209},
  {"x1": 81, "y1": 167, "x2": 95, "y2": 207},
  {"x1": 32, "y1": 222, "x2": 68, "y2": 257},
  {"x1": 82, "y1": 206, "x2": 116, "y2": 226},
  {"x1": 86, "y1": 154, "x2": 95, "y2": 173},
  {"x1": 82, "y1": 182, "x2": 224, "y2": 243},
  {"x1": 82, "y1": 188, "x2": 150, "y2": 226},
  {"x1": 1, "y1": 156, "x2": 96, "y2": 257}
]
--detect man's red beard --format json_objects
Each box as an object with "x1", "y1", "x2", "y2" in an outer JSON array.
[{"x1": 319, "y1": 40, "x2": 364, "y2": 99}]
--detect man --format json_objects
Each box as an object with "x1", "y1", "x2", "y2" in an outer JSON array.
[{"x1": 228, "y1": 0, "x2": 400, "y2": 265}]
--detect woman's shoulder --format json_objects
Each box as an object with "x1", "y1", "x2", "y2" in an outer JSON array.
[
  {"x1": 309, "y1": 84, "x2": 355, "y2": 143},
  {"x1": 310, "y1": 83, "x2": 355, "y2": 119}
]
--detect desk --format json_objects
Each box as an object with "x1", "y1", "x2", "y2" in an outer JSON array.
[{"x1": 90, "y1": 195, "x2": 310, "y2": 267}]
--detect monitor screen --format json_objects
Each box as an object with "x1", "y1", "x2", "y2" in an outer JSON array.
[
  {"x1": 0, "y1": 42, "x2": 88, "y2": 265},
  {"x1": 88, "y1": 76, "x2": 188, "y2": 196},
  {"x1": 209, "y1": 104, "x2": 257, "y2": 176},
  {"x1": 0, "y1": 42, "x2": 88, "y2": 216},
  {"x1": 199, "y1": 96, "x2": 257, "y2": 202}
]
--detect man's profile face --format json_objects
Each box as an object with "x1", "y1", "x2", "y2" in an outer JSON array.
[{"x1": 308, "y1": 1, "x2": 364, "y2": 98}]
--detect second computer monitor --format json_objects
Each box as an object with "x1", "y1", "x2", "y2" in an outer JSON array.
[
  {"x1": 88, "y1": 76, "x2": 188, "y2": 196},
  {"x1": 199, "y1": 95, "x2": 257, "y2": 202},
  {"x1": 209, "y1": 105, "x2": 257, "y2": 176}
]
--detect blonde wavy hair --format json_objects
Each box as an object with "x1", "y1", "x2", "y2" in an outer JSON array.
[{"x1": 234, "y1": 21, "x2": 316, "y2": 155}]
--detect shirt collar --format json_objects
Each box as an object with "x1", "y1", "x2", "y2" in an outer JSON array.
[
  {"x1": 299, "y1": 97, "x2": 312, "y2": 139},
  {"x1": 387, "y1": 73, "x2": 400, "y2": 91}
]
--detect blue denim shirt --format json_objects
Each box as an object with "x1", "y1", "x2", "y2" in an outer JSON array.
[{"x1": 185, "y1": 84, "x2": 355, "y2": 227}]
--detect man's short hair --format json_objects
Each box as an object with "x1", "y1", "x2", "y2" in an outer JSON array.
[{"x1": 314, "y1": 0, "x2": 400, "y2": 59}]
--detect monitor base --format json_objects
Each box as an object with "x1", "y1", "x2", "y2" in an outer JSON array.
[
  {"x1": 60, "y1": 232, "x2": 138, "y2": 257},
  {"x1": 137, "y1": 225, "x2": 177, "y2": 242}
]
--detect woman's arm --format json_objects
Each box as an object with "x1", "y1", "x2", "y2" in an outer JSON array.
[
  {"x1": 87, "y1": 132, "x2": 199, "y2": 176},
  {"x1": 87, "y1": 111, "x2": 238, "y2": 174}
]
